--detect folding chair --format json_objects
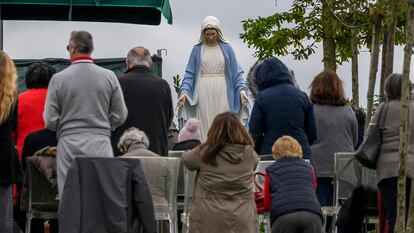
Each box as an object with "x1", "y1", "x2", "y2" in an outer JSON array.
[
  {"x1": 131, "y1": 157, "x2": 181, "y2": 233},
  {"x1": 180, "y1": 167, "x2": 197, "y2": 233},
  {"x1": 24, "y1": 158, "x2": 58, "y2": 233},
  {"x1": 255, "y1": 160, "x2": 274, "y2": 233}
]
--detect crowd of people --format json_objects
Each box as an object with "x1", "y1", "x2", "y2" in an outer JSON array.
[{"x1": 0, "y1": 15, "x2": 413, "y2": 233}]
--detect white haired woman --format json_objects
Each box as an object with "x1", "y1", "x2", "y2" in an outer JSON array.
[
  {"x1": 118, "y1": 127, "x2": 159, "y2": 157},
  {"x1": 177, "y1": 16, "x2": 249, "y2": 141}
]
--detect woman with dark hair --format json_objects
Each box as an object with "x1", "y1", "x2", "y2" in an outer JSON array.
[
  {"x1": 364, "y1": 73, "x2": 414, "y2": 233},
  {"x1": 309, "y1": 70, "x2": 358, "y2": 212},
  {"x1": 15, "y1": 62, "x2": 55, "y2": 158},
  {"x1": 182, "y1": 112, "x2": 259, "y2": 233}
]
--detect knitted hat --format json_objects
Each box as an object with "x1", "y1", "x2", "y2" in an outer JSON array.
[{"x1": 178, "y1": 118, "x2": 201, "y2": 142}]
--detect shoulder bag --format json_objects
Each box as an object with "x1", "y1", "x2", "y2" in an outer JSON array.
[{"x1": 355, "y1": 103, "x2": 389, "y2": 169}]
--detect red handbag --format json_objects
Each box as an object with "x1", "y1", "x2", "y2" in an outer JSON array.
[{"x1": 254, "y1": 172, "x2": 267, "y2": 213}]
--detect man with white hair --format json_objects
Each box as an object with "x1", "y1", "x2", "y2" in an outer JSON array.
[{"x1": 111, "y1": 46, "x2": 173, "y2": 157}]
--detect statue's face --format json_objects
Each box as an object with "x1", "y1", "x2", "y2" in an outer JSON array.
[{"x1": 204, "y1": 29, "x2": 218, "y2": 45}]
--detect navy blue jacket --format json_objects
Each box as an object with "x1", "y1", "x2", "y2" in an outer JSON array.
[
  {"x1": 248, "y1": 57, "x2": 316, "y2": 159},
  {"x1": 266, "y1": 157, "x2": 322, "y2": 224}
]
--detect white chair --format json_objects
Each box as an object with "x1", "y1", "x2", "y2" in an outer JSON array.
[
  {"x1": 255, "y1": 160, "x2": 275, "y2": 233},
  {"x1": 127, "y1": 156, "x2": 181, "y2": 233},
  {"x1": 322, "y1": 152, "x2": 360, "y2": 233},
  {"x1": 180, "y1": 166, "x2": 197, "y2": 233}
]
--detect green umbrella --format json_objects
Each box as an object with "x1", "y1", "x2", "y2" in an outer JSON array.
[{"x1": 0, "y1": 0, "x2": 172, "y2": 25}]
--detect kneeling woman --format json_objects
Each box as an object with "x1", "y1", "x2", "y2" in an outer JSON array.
[
  {"x1": 182, "y1": 112, "x2": 259, "y2": 233},
  {"x1": 265, "y1": 136, "x2": 322, "y2": 233}
]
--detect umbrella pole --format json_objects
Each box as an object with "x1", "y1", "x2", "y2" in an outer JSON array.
[{"x1": 0, "y1": 5, "x2": 3, "y2": 50}]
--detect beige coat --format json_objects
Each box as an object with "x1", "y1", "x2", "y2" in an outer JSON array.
[
  {"x1": 182, "y1": 143, "x2": 259, "y2": 233},
  {"x1": 120, "y1": 143, "x2": 170, "y2": 212}
]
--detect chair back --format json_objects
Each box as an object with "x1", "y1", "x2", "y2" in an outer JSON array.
[
  {"x1": 125, "y1": 156, "x2": 180, "y2": 233},
  {"x1": 26, "y1": 157, "x2": 59, "y2": 215},
  {"x1": 168, "y1": 150, "x2": 185, "y2": 158},
  {"x1": 181, "y1": 166, "x2": 197, "y2": 233},
  {"x1": 168, "y1": 150, "x2": 186, "y2": 210},
  {"x1": 334, "y1": 152, "x2": 361, "y2": 206},
  {"x1": 259, "y1": 154, "x2": 274, "y2": 161}
]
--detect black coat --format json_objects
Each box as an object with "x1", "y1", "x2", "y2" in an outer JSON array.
[
  {"x1": 248, "y1": 58, "x2": 316, "y2": 159},
  {"x1": 21, "y1": 129, "x2": 57, "y2": 171},
  {"x1": 111, "y1": 65, "x2": 174, "y2": 157},
  {"x1": 59, "y1": 157, "x2": 156, "y2": 233},
  {"x1": 172, "y1": 140, "x2": 201, "y2": 151},
  {"x1": 0, "y1": 106, "x2": 23, "y2": 184}
]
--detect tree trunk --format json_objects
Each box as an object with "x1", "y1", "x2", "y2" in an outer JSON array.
[
  {"x1": 351, "y1": 6, "x2": 359, "y2": 107},
  {"x1": 365, "y1": 12, "x2": 382, "y2": 128},
  {"x1": 380, "y1": 18, "x2": 396, "y2": 102},
  {"x1": 322, "y1": 0, "x2": 336, "y2": 71},
  {"x1": 403, "y1": 0, "x2": 414, "y2": 231}
]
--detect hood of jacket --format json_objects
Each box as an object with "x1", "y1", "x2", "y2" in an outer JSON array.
[
  {"x1": 218, "y1": 143, "x2": 249, "y2": 164},
  {"x1": 256, "y1": 57, "x2": 293, "y2": 90}
]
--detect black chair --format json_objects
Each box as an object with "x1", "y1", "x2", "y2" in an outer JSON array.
[{"x1": 24, "y1": 158, "x2": 58, "y2": 233}]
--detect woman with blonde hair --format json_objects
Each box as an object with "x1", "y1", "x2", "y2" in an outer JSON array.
[
  {"x1": 182, "y1": 112, "x2": 259, "y2": 233},
  {"x1": 0, "y1": 50, "x2": 23, "y2": 233},
  {"x1": 264, "y1": 136, "x2": 322, "y2": 233}
]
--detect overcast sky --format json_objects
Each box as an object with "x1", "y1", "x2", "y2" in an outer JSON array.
[{"x1": 3, "y1": 0, "x2": 413, "y2": 108}]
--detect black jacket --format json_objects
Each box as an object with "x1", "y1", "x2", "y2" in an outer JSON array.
[
  {"x1": 59, "y1": 157, "x2": 156, "y2": 233},
  {"x1": 266, "y1": 157, "x2": 322, "y2": 224},
  {"x1": 172, "y1": 139, "x2": 201, "y2": 151},
  {"x1": 111, "y1": 65, "x2": 173, "y2": 157},
  {"x1": 248, "y1": 58, "x2": 316, "y2": 159},
  {"x1": 22, "y1": 129, "x2": 57, "y2": 171},
  {"x1": 0, "y1": 105, "x2": 22, "y2": 184}
]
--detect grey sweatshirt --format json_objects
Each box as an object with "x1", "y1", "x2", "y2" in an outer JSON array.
[
  {"x1": 44, "y1": 61, "x2": 127, "y2": 138},
  {"x1": 311, "y1": 104, "x2": 358, "y2": 177}
]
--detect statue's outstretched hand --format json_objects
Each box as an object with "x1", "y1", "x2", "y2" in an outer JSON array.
[
  {"x1": 240, "y1": 91, "x2": 249, "y2": 108},
  {"x1": 177, "y1": 95, "x2": 186, "y2": 108}
]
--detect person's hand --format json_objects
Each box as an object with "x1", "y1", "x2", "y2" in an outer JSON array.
[
  {"x1": 177, "y1": 95, "x2": 186, "y2": 108},
  {"x1": 240, "y1": 91, "x2": 249, "y2": 108}
]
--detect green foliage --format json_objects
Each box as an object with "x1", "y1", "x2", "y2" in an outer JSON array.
[
  {"x1": 173, "y1": 74, "x2": 181, "y2": 95},
  {"x1": 240, "y1": 0, "x2": 407, "y2": 65}
]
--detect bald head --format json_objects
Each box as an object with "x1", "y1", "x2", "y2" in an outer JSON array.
[{"x1": 126, "y1": 46, "x2": 152, "y2": 69}]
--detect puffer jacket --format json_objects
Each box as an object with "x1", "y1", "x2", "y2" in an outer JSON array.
[{"x1": 248, "y1": 57, "x2": 317, "y2": 159}]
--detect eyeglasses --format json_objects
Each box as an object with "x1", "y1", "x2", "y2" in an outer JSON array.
[{"x1": 66, "y1": 44, "x2": 73, "y2": 51}]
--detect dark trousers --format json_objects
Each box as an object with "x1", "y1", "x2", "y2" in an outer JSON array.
[
  {"x1": 378, "y1": 177, "x2": 411, "y2": 233},
  {"x1": 316, "y1": 177, "x2": 334, "y2": 206},
  {"x1": 316, "y1": 177, "x2": 333, "y2": 232},
  {"x1": 271, "y1": 211, "x2": 322, "y2": 233}
]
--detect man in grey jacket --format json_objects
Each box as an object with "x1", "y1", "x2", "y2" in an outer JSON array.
[{"x1": 43, "y1": 30, "x2": 128, "y2": 197}]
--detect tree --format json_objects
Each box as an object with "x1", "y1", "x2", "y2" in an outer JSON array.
[
  {"x1": 350, "y1": 6, "x2": 360, "y2": 107},
  {"x1": 399, "y1": 0, "x2": 414, "y2": 231},
  {"x1": 240, "y1": 0, "x2": 406, "y2": 112},
  {"x1": 240, "y1": 0, "x2": 362, "y2": 69},
  {"x1": 365, "y1": 3, "x2": 383, "y2": 129}
]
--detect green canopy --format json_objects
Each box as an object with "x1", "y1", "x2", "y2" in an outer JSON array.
[
  {"x1": 14, "y1": 56, "x2": 163, "y2": 92},
  {"x1": 0, "y1": 0, "x2": 172, "y2": 25}
]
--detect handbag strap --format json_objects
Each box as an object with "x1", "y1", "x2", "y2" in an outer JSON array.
[
  {"x1": 377, "y1": 102, "x2": 390, "y2": 128},
  {"x1": 254, "y1": 172, "x2": 265, "y2": 191}
]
